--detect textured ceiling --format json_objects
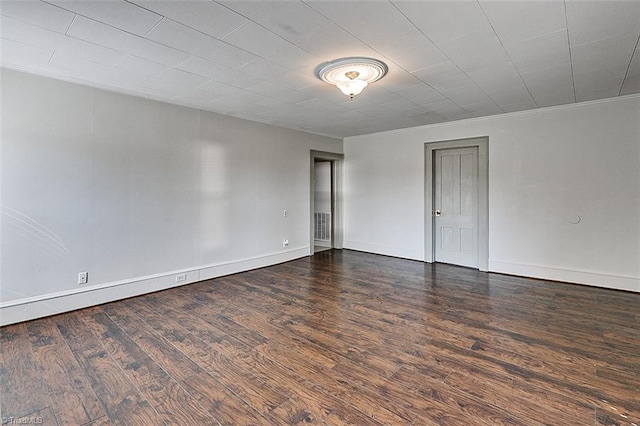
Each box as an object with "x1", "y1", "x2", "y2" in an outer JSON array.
[{"x1": 1, "y1": 0, "x2": 639, "y2": 138}]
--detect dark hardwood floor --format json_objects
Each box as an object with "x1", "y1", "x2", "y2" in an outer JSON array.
[{"x1": 2, "y1": 249, "x2": 639, "y2": 425}]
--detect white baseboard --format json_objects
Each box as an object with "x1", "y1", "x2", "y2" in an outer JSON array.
[
  {"x1": 343, "y1": 240, "x2": 423, "y2": 261},
  {"x1": 314, "y1": 240, "x2": 331, "y2": 248},
  {"x1": 488, "y1": 260, "x2": 640, "y2": 293},
  {"x1": 0, "y1": 247, "x2": 309, "y2": 326}
]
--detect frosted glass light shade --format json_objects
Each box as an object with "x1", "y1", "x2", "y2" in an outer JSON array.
[
  {"x1": 337, "y1": 79, "x2": 368, "y2": 97},
  {"x1": 316, "y1": 57, "x2": 388, "y2": 99}
]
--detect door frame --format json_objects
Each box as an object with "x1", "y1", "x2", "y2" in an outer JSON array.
[
  {"x1": 310, "y1": 150, "x2": 344, "y2": 254},
  {"x1": 425, "y1": 137, "x2": 489, "y2": 271}
]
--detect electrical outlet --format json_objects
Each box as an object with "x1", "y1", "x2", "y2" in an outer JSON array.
[
  {"x1": 78, "y1": 272, "x2": 88, "y2": 285},
  {"x1": 175, "y1": 273, "x2": 187, "y2": 283},
  {"x1": 283, "y1": 209, "x2": 288, "y2": 217},
  {"x1": 283, "y1": 239, "x2": 289, "y2": 248}
]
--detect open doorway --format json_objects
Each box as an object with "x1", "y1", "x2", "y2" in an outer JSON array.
[
  {"x1": 313, "y1": 160, "x2": 332, "y2": 253},
  {"x1": 310, "y1": 150, "x2": 344, "y2": 255}
]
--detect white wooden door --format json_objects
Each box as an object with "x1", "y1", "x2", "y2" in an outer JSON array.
[{"x1": 434, "y1": 147, "x2": 478, "y2": 268}]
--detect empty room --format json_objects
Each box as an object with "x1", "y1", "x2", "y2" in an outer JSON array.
[{"x1": 1, "y1": 0, "x2": 639, "y2": 425}]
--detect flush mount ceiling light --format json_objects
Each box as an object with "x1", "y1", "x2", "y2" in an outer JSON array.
[{"x1": 316, "y1": 57, "x2": 388, "y2": 99}]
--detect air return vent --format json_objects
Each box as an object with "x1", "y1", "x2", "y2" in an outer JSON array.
[{"x1": 314, "y1": 211, "x2": 331, "y2": 242}]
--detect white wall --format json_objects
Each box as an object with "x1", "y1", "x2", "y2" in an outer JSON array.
[
  {"x1": 0, "y1": 69, "x2": 342, "y2": 325},
  {"x1": 344, "y1": 96, "x2": 640, "y2": 293}
]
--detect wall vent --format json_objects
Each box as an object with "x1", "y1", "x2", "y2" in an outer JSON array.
[{"x1": 314, "y1": 211, "x2": 331, "y2": 242}]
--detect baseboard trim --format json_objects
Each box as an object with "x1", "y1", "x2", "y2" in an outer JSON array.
[
  {"x1": 488, "y1": 260, "x2": 640, "y2": 293},
  {"x1": 0, "y1": 247, "x2": 309, "y2": 326},
  {"x1": 343, "y1": 240, "x2": 423, "y2": 261}
]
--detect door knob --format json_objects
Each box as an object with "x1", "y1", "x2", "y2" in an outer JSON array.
[{"x1": 434, "y1": 210, "x2": 441, "y2": 217}]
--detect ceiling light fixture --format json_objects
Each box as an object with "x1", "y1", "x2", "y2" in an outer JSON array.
[{"x1": 316, "y1": 57, "x2": 388, "y2": 99}]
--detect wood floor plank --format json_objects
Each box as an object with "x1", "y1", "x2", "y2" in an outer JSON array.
[
  {"x1": 101, "y1": 303, "x2": 204, "y2": 382},
  {"x1": 82, "y1": 415, "x2": 111, "y2": 425},
  {"x1": 55, "y1": 312, "x2": 164, "y2": 425},
  {"x1": 180, "y1": 371, "x2": 276, "y2": 425},
  {"x1": 124, "y1": 296, "x2": 291, "y2": 415},
  {"x1": 82, "y1": 307, "x2": 215, "y2": 424},
  {"x1": 268, "y1": 391, "x2": 388, "y2": 426},
  {"x1": 332, "y1": 360, "x2": 527, "y2": 426},
  {"x1": 441, "y1": 369, "x2": 582, "y2": 425},
  {"x1": 154, "y1": 286, "x2": 408, "y2": 424},
  {"x1": 186, "y1": 276, "x2": 409, "y2": 379},
  {"x1": 2, "y1": 250, "x2": 639, "y2": 425},
  {"x1": 247, "y1": 340, "x2": 412, "y2": 425},
  {"x1": 26, "y1": 318, "x2": 105, "y2": 425},
  {"x1": 349, "y1": 296, "x2": 637, "y2": 408},
  {"x1": 0, "y1": 323, "x2": 52, "y2": 419}
]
